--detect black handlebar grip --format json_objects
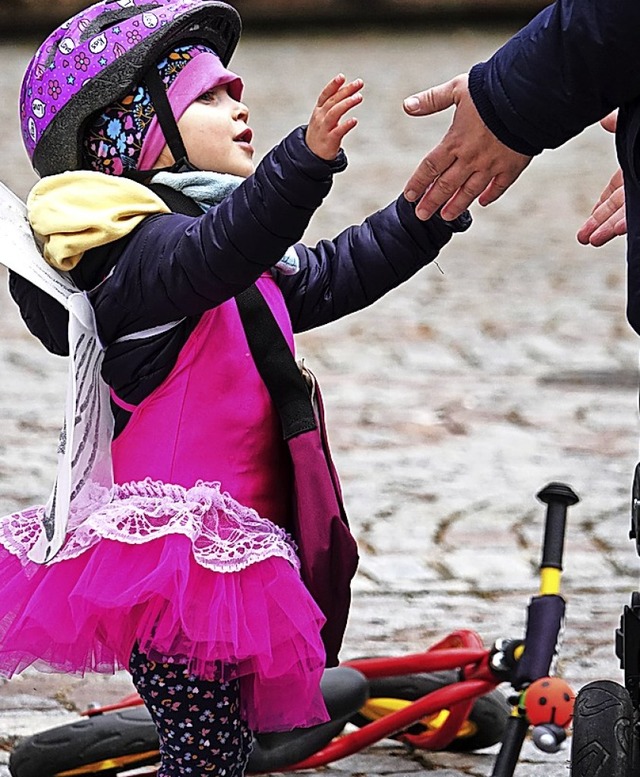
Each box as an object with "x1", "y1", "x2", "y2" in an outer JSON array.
[{"x1": 536, "y1": 482, "x2": 579, "y2": 571}]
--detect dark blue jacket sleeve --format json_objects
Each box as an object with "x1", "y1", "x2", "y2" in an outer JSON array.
[
  {"x1": 8, "y1": 271, "x2": 69, "y2": 356},
  {"x1": 468, "y1": 0, "x2": 640, "y2": 155},
  {"x1": 92, "y1": 127, "x2": 346, "y2": 344},
  {"x1": 279, "y1": 197, "x2": 471, "y2": 333}
]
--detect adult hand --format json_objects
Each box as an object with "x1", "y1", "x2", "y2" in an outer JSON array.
[
  {"x1": 403, "y1": 74, "x2": 532, "y2": 221},
  {"x1": 306, "y1": 74, "x2": 363, "y2": 161},
  {"x1": 576, "y1": 112, "x2": 626, "y2": 247},
  {"x1": 576, "y1": 167, "x2": 626, "y2": 246}
]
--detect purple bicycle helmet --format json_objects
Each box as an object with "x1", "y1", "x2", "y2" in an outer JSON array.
[{"x1": 20, "y1": 0, "x2": 241, "y2": 177}]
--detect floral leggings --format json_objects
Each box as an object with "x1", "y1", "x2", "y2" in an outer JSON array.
[{"x1": 129, "y1": 647, "x2": 253, "y2": 776}]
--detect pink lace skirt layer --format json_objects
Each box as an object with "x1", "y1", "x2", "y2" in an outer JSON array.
[{"x1": 0, "y1": 480, "x2": 328, "y2": 733}]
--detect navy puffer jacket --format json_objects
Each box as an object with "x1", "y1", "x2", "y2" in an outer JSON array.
[
  {"x1": 467, "y1": 0, "x2": 640, "y2": 332},
  {"x1": 10, "y1": 126, "x2": 470, "y2": 433}
]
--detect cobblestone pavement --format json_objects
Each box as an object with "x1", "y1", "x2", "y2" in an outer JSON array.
[{"x1": 0, "y1": 25, "x2": 639, "y2": 777}]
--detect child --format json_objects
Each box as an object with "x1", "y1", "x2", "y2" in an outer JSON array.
[{"x1": 0, "y1": 0, "x2": 471, "y2": 774}]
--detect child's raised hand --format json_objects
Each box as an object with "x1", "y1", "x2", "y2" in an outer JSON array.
[{"x1": 306, "y1": 75, "x2": 363, "y2": 160}]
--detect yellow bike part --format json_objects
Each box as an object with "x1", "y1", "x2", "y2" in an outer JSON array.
[
  {"x1": 56, "y1": 750, "x2": 159, "y2": 777},
  {"x1": 358, "y1": 697, "x2": 478, "y2": 739},
  {"x1": 539, "y1": 567, "x2": 561, "y2": 596}
]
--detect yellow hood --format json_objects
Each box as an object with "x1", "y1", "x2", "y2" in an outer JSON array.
[{"x1": 27, "y1": 171, "x2": 171, "y2": 271}]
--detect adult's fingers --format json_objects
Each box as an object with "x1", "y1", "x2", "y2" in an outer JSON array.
[
  {"x1": 404, "y1": 142, "x2": 459, "y2": 207},
  {"x1": 577, "y1": 200, "x2": 626, "y2": 246},
  {"x1": 589, "y1": 215, "x2": 627, "y2": 246},
  {"x1": 577, "y1": 211, "x2": 626, "y2": 246},
  {"x1": 576, "y1": 168, "x2": 625, "y2": 245},
  {"x1": 403, "y1": 75, "x2": 462, "y2": 117},
  {"x1": 434, "y1": 171, "x2": 490, "y2": 222},
  {"x1": 413, "y1": 164, "x2": 492, "y2": 221},
  {"x1": 406, "y1": 146, "x2": 530, "y2": 220}
]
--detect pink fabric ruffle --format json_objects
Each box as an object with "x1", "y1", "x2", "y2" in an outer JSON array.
[{"x1": 0, "y1": 533, "x2": 328, "y2": 732}]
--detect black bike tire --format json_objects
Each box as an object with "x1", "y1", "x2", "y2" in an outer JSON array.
[
  {"x1": 8, "y1": 706, "x2": 159, "y2": 777},
  {"x1": 570, "y1": 680, "x2": 635, "y2": 777},
  {"x1": 349, "y1": 670, "x2": 510, "y2": 752}
]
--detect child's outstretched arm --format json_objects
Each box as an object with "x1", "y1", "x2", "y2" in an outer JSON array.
[
  {"x1": 305, "y1": 75, "x2": 363, "y2": 161},
  {"x1": 279, "y1": 202, "x2": 472, "y2": 333}
]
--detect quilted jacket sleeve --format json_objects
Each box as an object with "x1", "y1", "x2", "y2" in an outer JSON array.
[
  {"x1": 91, "y1": 127, "x2": 346, "y2": 344},
  {"x1": 279, "y1": 197, "x2": 471, "y2": 333},
  {"x1": 8, "y1": 271, "x2": 70, "y2": 356},
  {"x1": 468, "y1": 0, "x2": 640, "y2": 155}
]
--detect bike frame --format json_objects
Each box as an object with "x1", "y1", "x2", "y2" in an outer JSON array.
[
  {"x1": 283, "y1": 629, "x2": 497, "y2": 770},
  {"x1": 77, "y1": 483, "x2": 578, "y2": 777}
]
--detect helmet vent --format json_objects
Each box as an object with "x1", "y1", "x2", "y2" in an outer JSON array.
[{"x1": 188, "y1": 17, "x2": 232, "y2": 35}]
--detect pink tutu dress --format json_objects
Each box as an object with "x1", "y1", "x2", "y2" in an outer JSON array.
[{"x1": 0, "y1": 274, "x2": 328, "y2": 733}]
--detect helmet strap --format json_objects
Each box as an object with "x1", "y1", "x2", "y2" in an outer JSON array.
[{"x1": 144, "y1": 67, "x2": 193, "y2": 171}]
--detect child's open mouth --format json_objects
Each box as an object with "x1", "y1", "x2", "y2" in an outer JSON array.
[{"x1": 234, "y1": 128, "x2": 253, "y2": 148}]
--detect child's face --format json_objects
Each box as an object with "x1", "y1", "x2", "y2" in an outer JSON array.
[{"x1": 157, "y1": 85, "x2": 254, "y2": 176}]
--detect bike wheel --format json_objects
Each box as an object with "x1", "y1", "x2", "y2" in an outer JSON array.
[
  {"x1": 8, "y1": 706, "x2": 159, "y2": 777},
  {"x1": 570, "y1": 680, "x2": 636, "y2": 777},
  {"x1": 349, "y1": 670, "x2": 510, "y2": 752}
]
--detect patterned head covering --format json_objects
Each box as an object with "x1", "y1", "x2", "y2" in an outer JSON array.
[
  {"x1": 83, "y1": 43, "x2": 243, "y2": 175},
  {"x1": 20, "y1": 0, "x2": 241, "y2": 177}
]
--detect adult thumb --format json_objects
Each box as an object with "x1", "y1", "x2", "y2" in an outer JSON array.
[{"x1": 403, "y1": 76, "x2": 460, "y2": 116}]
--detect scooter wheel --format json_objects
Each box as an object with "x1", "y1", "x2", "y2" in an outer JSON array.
[
  {"x1": 349, "y1": 670, "x2": 510, "y2": 752},
  {"x1": 570, "y1": 680, "x2": 636, "y2": 777},
  {"x1": 8, "y1": 706, "x2": 159, "y2": 777}
]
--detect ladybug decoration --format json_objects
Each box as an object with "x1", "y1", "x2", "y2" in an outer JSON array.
[{"x1": 524, "y1": 676, "x2": 575, "y2": 727}]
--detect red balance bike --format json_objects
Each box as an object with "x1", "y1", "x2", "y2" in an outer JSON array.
[{"x1": 9, "y1": 482, "x2": 579, "y2": 777}]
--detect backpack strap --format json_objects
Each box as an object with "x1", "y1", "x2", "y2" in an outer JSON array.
[
  {"x1": 149, "y1": 182, "x2": 317, "y2": 440},
  {"x1": 235, "y1": 286, "x2": 317, "y2": 439},
  {"x1": 147, "y1": 182, "x2": 204, "y2": 216}
]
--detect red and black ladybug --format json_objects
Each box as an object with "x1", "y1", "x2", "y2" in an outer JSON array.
[{"x1": 524, "y1": 676, "x2": 575, "y2": 727}]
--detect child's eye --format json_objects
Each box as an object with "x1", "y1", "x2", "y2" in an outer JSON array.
[{"x1": 198, "y1": 89, "x2": 218, "y2": 104}]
